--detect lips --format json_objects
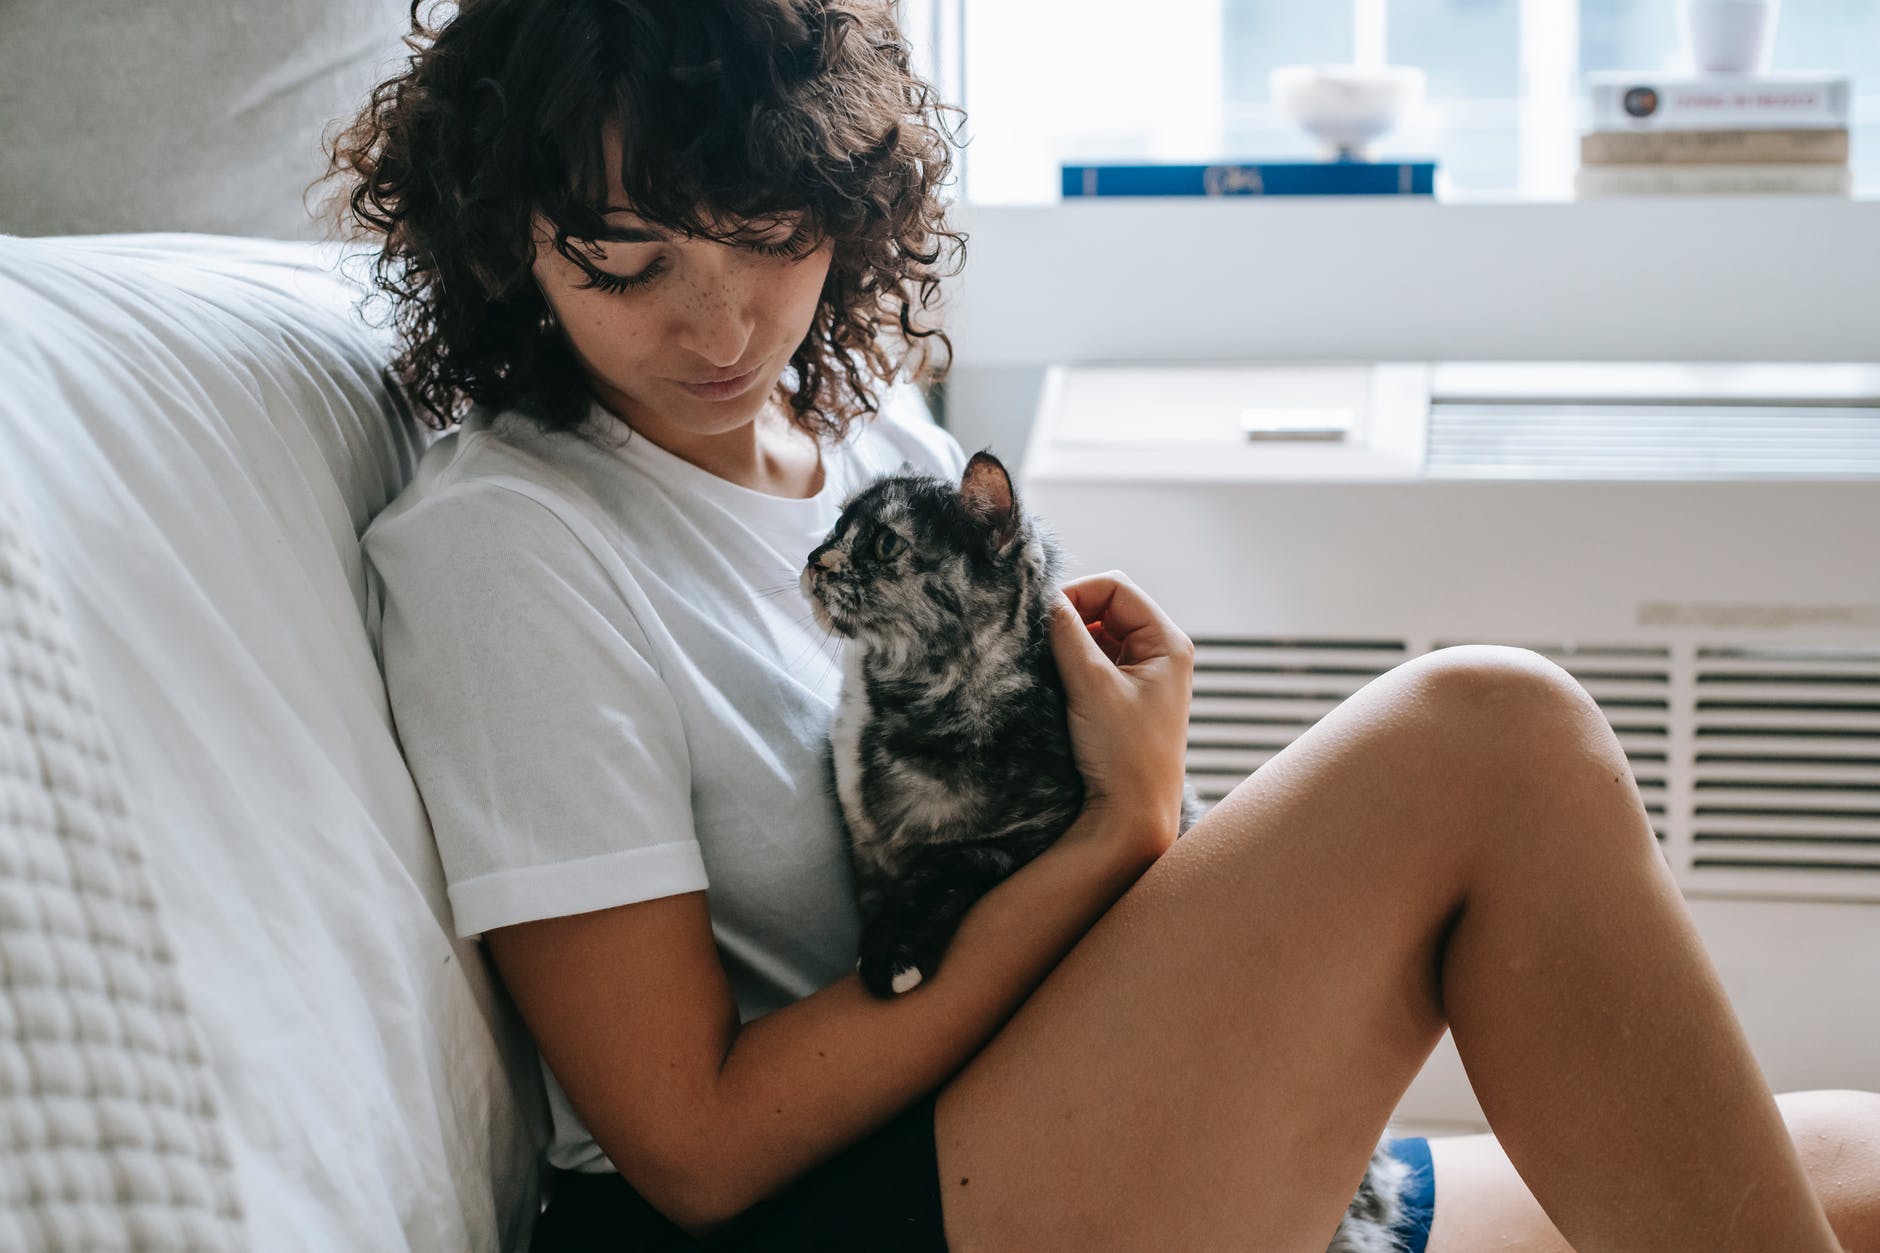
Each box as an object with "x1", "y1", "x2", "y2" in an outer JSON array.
[{"x1": 674, "y1": 363, "x2": 765, "y2": 401}]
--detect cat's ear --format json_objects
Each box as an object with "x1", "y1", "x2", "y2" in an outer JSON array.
[{"x1": 959, "y1": 450, "x2": 1019, "y2": 552}]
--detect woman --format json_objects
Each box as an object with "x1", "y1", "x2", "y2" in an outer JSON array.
[{"x1": 325, "y1": 1, "x2": 1880, "y2": 1249}]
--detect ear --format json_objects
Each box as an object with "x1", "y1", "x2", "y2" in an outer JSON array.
[{"x1": 959, "y1": 450, "x2": 1019, "y2": 552}]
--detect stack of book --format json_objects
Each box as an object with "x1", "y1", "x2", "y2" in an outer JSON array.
[{"x1": 1577, "y1": 70, "x2": 1853, "y2": 197}]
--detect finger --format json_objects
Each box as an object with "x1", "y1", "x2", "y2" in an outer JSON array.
[
  {"x1": 1062, "y1": 571, "x2": 1159, "y2": 635},
  {"x1": 1088, "y1": 622, "x2": 1125, "y2": 665},
  {"x1": 1060, "y1": 572, "x2": 1121, "y2": 621},
  {"x1": 1047, "y1": 593, "x2": 1113, "y2": 673},
  {"x1": 1062, "y1": 583, "x2": 1126, "y2": 663},
  {"x1": 1063, "y1": 572, "x2": 1181, "y2": 662}
]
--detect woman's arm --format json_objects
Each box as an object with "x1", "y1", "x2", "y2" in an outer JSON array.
[
  {"x1": 488, "y1": 572, "x2": 1194, "y2": 1236},
  {"x1": 487, "y1": 807, "x2": 1162, "y2": 1236}
]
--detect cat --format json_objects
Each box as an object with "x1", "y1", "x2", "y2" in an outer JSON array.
[
  {"x1": 802, "y1": 449, "x2": 1193, "y2": 997},
  {"x1": 801, "y1": 450, "x2": 1414, "y2": 1253}
]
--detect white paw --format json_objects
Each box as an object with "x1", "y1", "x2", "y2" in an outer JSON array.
[{"x1": 890, "y1": 965, "x2": 924, "y2": 994}]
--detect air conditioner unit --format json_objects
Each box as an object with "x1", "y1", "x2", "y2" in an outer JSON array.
[{"x1": 1020, "y1": 360, "x2": 1880, "y2": 1134}]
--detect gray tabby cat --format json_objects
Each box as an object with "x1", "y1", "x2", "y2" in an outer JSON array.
[{"x1": 801, "y1": 450, "x2": 1413, "y2": 1253}]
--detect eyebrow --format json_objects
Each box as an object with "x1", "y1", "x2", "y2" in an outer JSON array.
[
  {"x1": 591, "y1": 217, "x2": 668, "y2": 243},
  {"x1": 585, "y1": 209, "x2": 795, "y2": 245}
]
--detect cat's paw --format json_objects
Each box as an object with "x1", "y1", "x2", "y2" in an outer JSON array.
[{"x1": 856, "y1": 951, "x2": 925, "y2": 998}]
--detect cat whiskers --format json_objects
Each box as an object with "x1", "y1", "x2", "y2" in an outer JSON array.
[
  {"x1": 698, "y1": 578, "x2": 812, "y2": 609},
  {"x1": 771, "y1": 592, "x2": 850, "y2": 676},
  {"x1": 807, "y1": 615, "x2": 844, "y2": 694}
]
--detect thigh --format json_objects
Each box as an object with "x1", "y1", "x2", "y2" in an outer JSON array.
[
  {"x1": 933, "y1": 650, "x2": 1512, "y2": 1252},
  {"x1": 1425, "y1": 1088, "x2": 1880, "y2": 1253}
]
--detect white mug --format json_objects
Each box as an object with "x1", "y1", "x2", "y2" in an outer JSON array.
[{"x1": 1680, "y1": 0, "x2": 1781, "y2": 75}]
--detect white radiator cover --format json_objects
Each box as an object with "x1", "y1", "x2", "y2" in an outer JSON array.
[{"x1": 1020, "y1": 361, "x2": 1880, "y2": 1131}]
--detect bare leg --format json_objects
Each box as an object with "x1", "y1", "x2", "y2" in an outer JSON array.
[
  {"x1": 1426, "y1": 1088, "x2": 1880, "y2": 1252},
  {"x1": 933, "y1": 645, "x2": 1844, "y2": 1252}
]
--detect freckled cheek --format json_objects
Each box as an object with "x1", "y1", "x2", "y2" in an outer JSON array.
[{"x1": 553, "y1": 290, "x2": 663, "y2": 374}]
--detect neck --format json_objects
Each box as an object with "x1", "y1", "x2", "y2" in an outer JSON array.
[{"x1": 596, "y1": 390, "x2": 825, "y2": 499}]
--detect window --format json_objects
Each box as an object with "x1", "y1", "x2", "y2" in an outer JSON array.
[{"x1": 934, "y1": 0, "x2": 1878, "y2": 203}]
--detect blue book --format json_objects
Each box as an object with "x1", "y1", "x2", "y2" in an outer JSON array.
[{"x1": 1061, "y1": 159, "x2": 1437, "y2": 197}]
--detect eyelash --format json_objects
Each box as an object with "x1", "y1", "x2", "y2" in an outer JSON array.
[
  {"x1": 578, "y1": 258, "x2": 666, "y2": 294},
  {"x1": 751, "y1": 228, "x2": 820, "y2": 260},
  {"x1": 575, "y1": 229, "x2": 817, "y2": 295}
]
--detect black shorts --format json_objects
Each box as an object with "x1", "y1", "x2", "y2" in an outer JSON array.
[
  {"x1": 527, "y1": 1092, "x2": 1438, "y2": 1253},
  {"x1": 529, "y1": 1091, "x2": 948, "y2": 1252}
]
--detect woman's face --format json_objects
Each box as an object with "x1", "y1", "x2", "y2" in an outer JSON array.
[{"x1": 528, "y1": 148, "x2": 834, "y2": 442}]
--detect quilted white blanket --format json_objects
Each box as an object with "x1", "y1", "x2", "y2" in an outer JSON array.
[
  {"x1": 0, "y1": 487, "x2": 245, "y2": 1250},
  {"x1": 0, "y1": 233, "x2": 547, "y2": 1252}
]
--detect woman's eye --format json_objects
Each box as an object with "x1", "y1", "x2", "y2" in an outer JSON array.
[
  {"x1": 748, "y1": 225, "x2": 819, "y2": 261},
  {"x1": 872, "y1": 529, "x2": 904, "y2": 561},
  {"x1": 577, "y1": 256, "x2": 667, "y2": 294}
]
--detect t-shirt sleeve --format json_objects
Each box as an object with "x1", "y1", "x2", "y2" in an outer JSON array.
[{"x1": 363, "y1": 480, "x2": 704, "y2": 940}]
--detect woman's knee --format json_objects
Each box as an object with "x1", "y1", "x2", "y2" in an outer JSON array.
[
  {"x1": 1215, "y1": 642, "x2": 1622, "y2": 885},
  {"x1": 1202, "y1": 647, "x2": 1562, "y2": 891},
  {"x1": 1403, "y1": 644, "x2": 1601, "y2": 726},
  {"x1": 1400, "y1": 644, "x2": 1631, "y2": 768},
  {"x1": 1376, "y1": 644, "x2": 1655, "y2": 858}
]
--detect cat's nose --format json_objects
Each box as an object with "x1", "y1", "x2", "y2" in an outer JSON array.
[{"x1": 809, "y1": 544, "x2": 847, "y2": 572}]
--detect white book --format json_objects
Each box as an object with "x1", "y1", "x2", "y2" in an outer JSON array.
[
  {"x1": 1580, "y1": 127, "x2": 1850, "y2": 165},
  {"x1": 1586, "y1": 71, "x2": 1851, "y2": 131},
  {"x1": 1574, "y1": 162, "x2": 1853, "y2": 197}
]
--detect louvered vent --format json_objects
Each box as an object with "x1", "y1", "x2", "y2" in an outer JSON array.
[
  {"x1": 1426, "y1": 401, "x2": 1880, "y2": 478},
  {"x1": 1185, "y1": 639, "x2": 1411, "y2": 806},
  {"x1": 1688, "y1": 646, "x2": 1880, "y2": 881}
]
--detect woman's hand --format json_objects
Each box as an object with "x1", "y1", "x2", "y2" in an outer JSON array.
[{"x1": 1046, "y1": 570, "x2": 1195, "y2": 862}]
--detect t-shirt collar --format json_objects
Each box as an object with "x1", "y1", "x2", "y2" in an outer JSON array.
[{"x1": 582, "y1": 396, "x2": 861, "y2": 533}]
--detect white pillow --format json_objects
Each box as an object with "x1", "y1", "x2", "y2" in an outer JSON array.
[{"x1": 0, "y1": 232, "x2": 548, "y2": 1252}]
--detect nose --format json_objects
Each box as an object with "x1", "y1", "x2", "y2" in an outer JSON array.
[
  {"x1": 673, "y1": 252, "x2": 757, "y2": 371},
  {"x1": 807, "y1": 542, "x2": 845, "y2": 572}
]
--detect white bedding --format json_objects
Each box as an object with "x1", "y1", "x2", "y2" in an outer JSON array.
[
  {"x1": 0, "y1": 232, "x2": 548, "y2": 1251},
  {"x1": 0, "y1": 482, "x2": 246, "y2": 1251}
]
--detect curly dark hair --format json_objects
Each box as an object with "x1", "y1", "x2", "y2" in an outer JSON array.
[{"x1": 315, "y1": 0, "x2": 965, "y2": 443}]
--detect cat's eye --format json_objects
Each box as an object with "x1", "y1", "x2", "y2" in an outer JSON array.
[{"x1": 872, "y1": 529, "x2": 904, "y2": 562}]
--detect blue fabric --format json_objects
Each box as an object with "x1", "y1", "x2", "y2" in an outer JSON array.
[{"x1": 1383, "y1": 1136, "x2": 1436, "y2": 1253}]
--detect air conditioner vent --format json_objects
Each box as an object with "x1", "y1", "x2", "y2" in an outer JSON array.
[
  {"x1": 1184, "y1": 639, "x2": 1409, "y2": 805},
  {"x1": 1426, "y1": 402, "x2": 1880, "y2": 478},
  {"x1": 1689, "y1": 646, "x2": 1880, "y2": 878}
]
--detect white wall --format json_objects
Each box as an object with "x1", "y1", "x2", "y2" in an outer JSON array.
[
  {"x1": 937, "y1": 197, "x2": 1880, "y2": 469},
  {"x1": 958, "y1": 0, "x2": 1223, "y2": 205}
]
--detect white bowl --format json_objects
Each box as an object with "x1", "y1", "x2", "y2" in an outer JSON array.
[{"x1": 1269, "y1": 64, "x2": 1427, "y2": 157}]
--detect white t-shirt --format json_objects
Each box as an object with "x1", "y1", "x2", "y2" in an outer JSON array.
[{"x1": 360, "y1": 392, "x2": 969, "y2": 1173}]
